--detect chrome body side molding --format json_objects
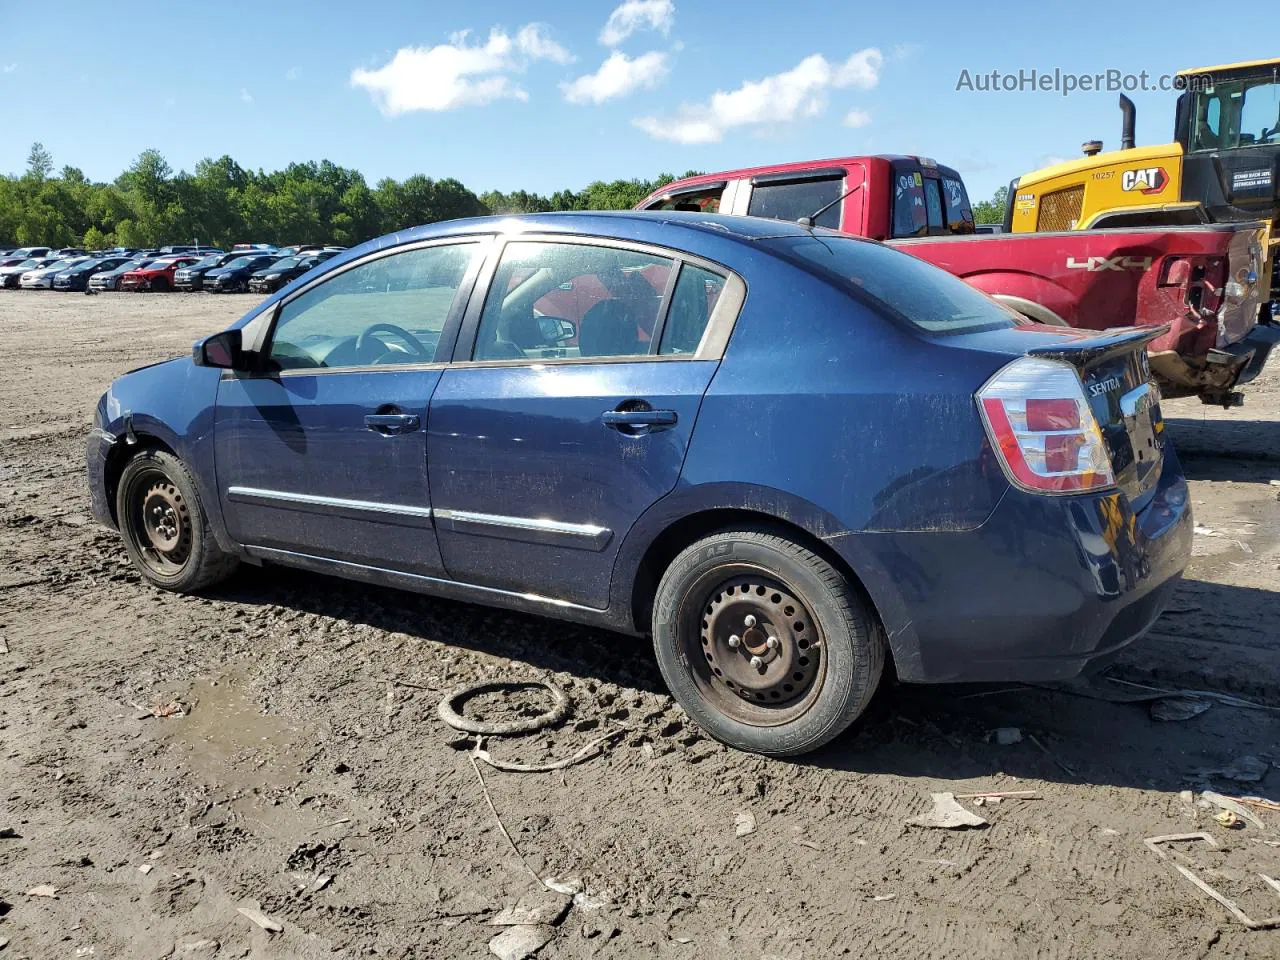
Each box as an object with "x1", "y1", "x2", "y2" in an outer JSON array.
[{"x1": 433, "y1": 508, "x2": 613, "y2": 551}]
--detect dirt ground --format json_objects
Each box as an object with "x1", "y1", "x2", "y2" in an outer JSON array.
[{"x1": 1, "y1": 291, "x2": 1278, "y2": 960}]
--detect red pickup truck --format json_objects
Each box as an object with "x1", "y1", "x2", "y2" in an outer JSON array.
[{"x1": 638, "y1": 156, "x2": 1276, "y2": 405}]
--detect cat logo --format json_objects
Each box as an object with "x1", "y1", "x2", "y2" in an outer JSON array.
[{"x1": 1121, "y1": 167, "x2": 1169, "y2": 195}]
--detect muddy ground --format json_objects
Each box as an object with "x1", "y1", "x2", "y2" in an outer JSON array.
[{"x1": 1, "y1": 291, "x2": 1278, "y2": 960}]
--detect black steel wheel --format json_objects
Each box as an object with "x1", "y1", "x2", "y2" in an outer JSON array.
[
  {"x1": 689, "y1": 570, "x2": 825, "y2": 724},
  {"x1": 116, "y1": 449, "x2": 238, "y2": 592},
  {"x1": 652, "y1": 527, "x2": 884, "y2": 756}
]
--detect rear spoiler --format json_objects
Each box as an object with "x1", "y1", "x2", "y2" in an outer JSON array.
[{"x1": 1026, "y1": 324, "x2": 1170, "y2": 367}]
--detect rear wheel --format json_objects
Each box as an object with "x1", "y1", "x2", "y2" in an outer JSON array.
[
  {"x1": 116, "y1": 449, "x2": 238, "y2": 592},
  {"x1": 652, "y1": 528, "x2": 885, "y2": 756}
]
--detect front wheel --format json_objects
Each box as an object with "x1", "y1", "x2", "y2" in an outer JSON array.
[
  {"x1": 652, "y1": 528, "x2": 884, "y2": 756},
  {"x1": 116, "y1": 449, "x2": 238, "y2": 592}
]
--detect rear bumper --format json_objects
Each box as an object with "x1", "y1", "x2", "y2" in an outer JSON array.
[
  {"x1": 86, "y1": 426, "x2": 117, "y2": 528},
  {"x1": 1234, "y1": 322, "x2": 1280, "y2": 386},
  {"x1": 828, "y1": 447, "x2": 1193, "y2": 684}
]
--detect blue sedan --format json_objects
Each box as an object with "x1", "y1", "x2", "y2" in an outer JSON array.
[{"x1": 86, "y1": 212, "x2": 1192, "y2": 755}]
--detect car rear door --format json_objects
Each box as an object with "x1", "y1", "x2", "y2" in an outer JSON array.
[
  {"x1": 427, "y1": 235, "x2": 744, "y2": 609},
  {"x1": 212, "y1": 239, "x2": 487, "y2": 575}
]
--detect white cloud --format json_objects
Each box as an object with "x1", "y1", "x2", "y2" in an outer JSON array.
[
  {"x1": 514, "y1": 24, "x2": 573, "y2": 64},
  {"x1": 240, "y1": 88, "x2": 253, "y2": 103},
  {"x1": 351, "y1": 25, "x2": 571, "y2": 115},
  {"x1": 600, "y1": 0, "x2": 674, "y2": 46},
  {"x1": 634, "y1": 48, "x2": 882, "y2": 144},
  {"x1": 842, "y1": 108, "x2": 871, "y2": 128},
  {"x1": 2, "y1": 64, "x2": 16, "y2": 74},
  {"x1": 563, "y1": 51, "x2": 668, "y2": 104},
  {"x1": 285, "y1": 66, "x2": 299, "y2": 81}
]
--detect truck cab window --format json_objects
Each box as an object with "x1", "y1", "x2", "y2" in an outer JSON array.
[
  {"x1": 645, "y1": 187, "x2": 723, "y2": 213},
  {"x1": 891, "y1": 171, "x2": 928, "y2": 238},
  {"x1": 748, "y1": 178, "x2": 843, "y2": 229},
  {"x1": 941, "y1": 176, "x2": 975, "y2": 234},
  {"x1": 924, "y1": 179, "x2": 945, "y2": 232}
]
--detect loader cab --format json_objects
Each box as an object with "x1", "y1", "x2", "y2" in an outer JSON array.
[{"x1": 1175, "y1": 61, "x2": 1280, "y2": 223}]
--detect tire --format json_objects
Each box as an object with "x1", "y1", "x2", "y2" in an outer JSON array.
[
  {"x1": 115, "y1": 449, "x2": 239, "y2": 592},
  {"x1": 150, "y1": 277, "x2": 169, "y2": 292},
  {"x1": 652, "y1": 527, "x2": 885, "y2": 756}
]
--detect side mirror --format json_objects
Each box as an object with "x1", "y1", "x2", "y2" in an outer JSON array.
[{"x1": 193, "y1": 329, "x2": 245, "y2": 369}]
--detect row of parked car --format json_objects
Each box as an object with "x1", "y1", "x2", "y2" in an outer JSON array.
[{"x1": 0, "y1": 243, "x2": 346, "y2": 294}]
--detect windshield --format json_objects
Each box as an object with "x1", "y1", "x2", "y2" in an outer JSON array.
[
  {"x1": 762, "y1": 234, "x2": 1017, "y2": 334},
  {"x1": 1191, "y1": 75, "x2": 1280, "y2": 149},
  {"x1": 72, "y1": 259, "x2": 105, "y2": 272},
  {"x1": 193, "y1": 255, "x2": 222, "y2": 268},
  {"x1": 224, "y1": 257, "x2": 255, "y2": 269},
  {"x1": 267, "y1": 256, "x2": 302, "y2": 271},
  {"x1": 14, "y1": 258, "x2": 45, "y2": 269}
]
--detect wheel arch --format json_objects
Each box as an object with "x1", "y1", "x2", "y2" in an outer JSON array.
[
  {"x1": 102, "y1": 431, "x2": 178, "y2": 526},
  {"x1": 614, "y1": 486, "x2": 895, "y2": 667}
]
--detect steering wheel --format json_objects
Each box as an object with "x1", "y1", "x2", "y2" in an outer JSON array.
[{"x1": 355, "y1": 323, "x2": 430, "y2": 363}]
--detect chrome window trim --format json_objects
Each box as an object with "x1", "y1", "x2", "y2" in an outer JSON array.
[
  {"x1": 224, "y1": 361, "x2": 449, "y2": 380},
  {"x1": 434, "y1": 508, "x2": 613, "y2": 552},
  {"x1": 226, "y1": 486, "x2": 435, "y2": 529}
]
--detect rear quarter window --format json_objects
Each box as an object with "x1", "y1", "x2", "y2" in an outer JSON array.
[{"x1": 763, "y1": 235, "x2": 1017, "y2": 335}]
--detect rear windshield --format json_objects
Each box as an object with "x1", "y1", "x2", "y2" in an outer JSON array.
[{"x1": 762, "y1": 235, "x2": 1016, "y2": 334}]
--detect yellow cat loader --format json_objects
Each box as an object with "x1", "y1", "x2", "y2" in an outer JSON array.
[{"x1": 1006, "y1": 59, "x2": 1280, "y2": 404}]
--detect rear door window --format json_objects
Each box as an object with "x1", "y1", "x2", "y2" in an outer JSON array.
[
  {"x1": 473, "y1": 241, "x2": 675, "y2": 361},
  {"x1": 748, "y1": 176, "x2": 843, "y2": 229}
]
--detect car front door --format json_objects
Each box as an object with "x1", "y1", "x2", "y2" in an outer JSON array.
[
  {"x1": 213, "y1": 238, "x2": 487, "y2": 575},
  {"x1": 427, "y1": 236, "x2": 743, "y2": 609}
]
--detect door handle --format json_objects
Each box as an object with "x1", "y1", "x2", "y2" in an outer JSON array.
[
  {"x1": 601, "y1": 408, "x2": 678, "y2": 430},
  {"x1": 364, "y1": 413, "x2": 420, "y2": 435},
  {"x1": 601, "y1": 407, "x2": 680, "y2": 440}
]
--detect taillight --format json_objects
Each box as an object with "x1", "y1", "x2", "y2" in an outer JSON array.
[{"x1": 977, "y1": 357, "x2": 1115, "y2": 494}]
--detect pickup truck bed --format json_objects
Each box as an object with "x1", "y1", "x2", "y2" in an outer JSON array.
[
  {"x1": 891, "y1": 223, "x2": 1268, "y2": 402},
  {"x1": 638, "y1": 155, "x2": 1275, "y2": 404}
]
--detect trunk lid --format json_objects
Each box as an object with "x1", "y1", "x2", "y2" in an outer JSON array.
[{"x1": 1024, "y1": 326, "x2": 1166, "y2": 504}]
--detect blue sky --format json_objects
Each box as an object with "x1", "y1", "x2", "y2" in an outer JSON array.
[{"x1": 0, "y1": 0, "x2": 1274, "y2": 204}]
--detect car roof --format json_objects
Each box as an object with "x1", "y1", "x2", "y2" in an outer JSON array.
[{"x1": 364, "y1": 210, "x2": 827, "y2": 247}]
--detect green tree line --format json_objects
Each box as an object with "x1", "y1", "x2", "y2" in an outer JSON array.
[
  {"x1": 972, "y1": 184, "x2": 1008, "y2": 225},
  {"x1": 0, "y1": 142, "x2": 699, "y2": 249}
]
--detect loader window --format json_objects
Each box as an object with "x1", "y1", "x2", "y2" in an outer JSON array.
[{"x1": 1191, "y1": 77, "x2": 1280, "y2": 150}]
